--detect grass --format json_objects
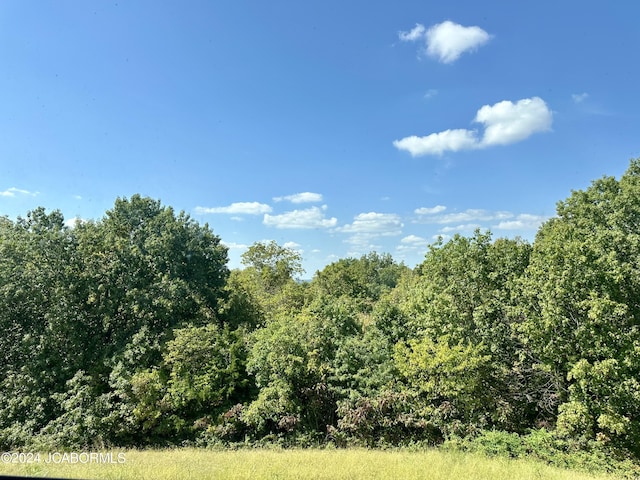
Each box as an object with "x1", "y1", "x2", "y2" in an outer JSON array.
[{"x1": 0, "y1": 447, "x2": 624, "y2": 480}]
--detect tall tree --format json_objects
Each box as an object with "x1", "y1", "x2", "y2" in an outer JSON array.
[
  {"x1": 391, "y1": 231, "x2": 535, "y2": 432},
  {"x1": 0, "y1": 196, "x2": 231, "y2": 448},
  {"x1": 241, "y1": 241, "x2": 304, "y2": 292},
  {"x1": 519, "y1": 159, "x2": 640, "y2": 453}
]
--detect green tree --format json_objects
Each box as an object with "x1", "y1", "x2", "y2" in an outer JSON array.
[
  {"x1": 394, "y1": 336, "x2": 495, "y2": 438},
  {"x1": 241, "y1": 241, "x2": 304, "y2": 293},
  {"x1": 128, "y1": 323, "x2": 253, "y2": 443},
  {"x1": 313, "y1": 252, "x2": 408, "y2": 311},
  {"x1": 242, "y1": 297, "x2": 360, "y2": 439},
  {"x1": 0, "y1": 209, "x2": 83, "y2": 447},
  {"x1": 0, "y1": 196, "x2": 231, "y2": 448},
  {"x1": 519, "y1": 159, "x2": 640, "y2": 454},
  {"x1": 388, "y1": 231, "x2": 535, "y2": 432}
]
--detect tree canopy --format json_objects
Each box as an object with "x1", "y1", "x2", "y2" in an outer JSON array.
[{"x1": 2, "y1": 161, "x2": 640, "y2": 471}]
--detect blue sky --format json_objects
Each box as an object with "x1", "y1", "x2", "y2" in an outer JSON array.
[{"x1": 2, "y1": 1, "x2": 640, "y2": 275}]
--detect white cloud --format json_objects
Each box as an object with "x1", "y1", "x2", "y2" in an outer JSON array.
[
  {"x1": 393, "y1": 129, "x2": 479, "y2": 156},
  {"x1": 399, "y1": 21, "x2": 490, "y2": 63},
  {"x1": 337, "y1": 212, "x2": 403, "y2": 236},
  {"x1": 437, "y1": 209, "x2": 512, "y2": 224},
  {"x1": 413, "y1": 208, "x2": 513, "y2": 225},
  {"x1": 476, "y1": 97, "x2": 553, "y2": 147},
  {"x1": 230, "y1": 216, "x2": 244, "y2": 222},
  {"x1": 440, "y1": 223, "x2": 481, "y2": 233},
  {"x1": 415, "y1": 205, "x2": 446, "y2": 215},
  {"x1": 397, "y1": 235, "x2": 430, "y2": 255},
  {"x1": 0, "y1": 187, "x2": 39, "y2": 197},
  {"x1": 273, "y1": 192, "x2": 323, "y2": 204},
  {"x1": 73, "y1": 195, "x2": 82, "y2": 200},
  {"x1": 424, "y1": 89, "x2": 438, "y2": 99},
  {"x1": 338, "y1": 212, "x2": 403, "y2": 253},
  {"x1": 411, "y1": 208, "x2": 547, "y2": 232},
  {"x1": 400, "y1": 234, "x2": 427, "y2": 244},
  {"x1": 572, "y1": 92, "x2": 589, "y2": 103},
  {"x1": 283, "y1": 241, "x2": 301, "y2": 249},
  {"x1": 394, "y1": 97, "x2": 552, "y2": 156},
  {"x1": 398, "y1": 23, "x2": 427, "y2": 42},
  {"x1": 222, "y1": 241, "x2": 249, "y2": 250},
  {"x1": 494, "y1": 213, "x2": 548, "y2": 230},
  {"x1": 64, "y1": 217, "x2": 86, "y2": 229},
  {"x1": 263, "y1": 206, "x2": 337, "y2": 229},
  {"x1": 426, "y1": 21, "x2": 491, "y2": 63},
  {"x1": 195, "y1": 202, "x2": 272, "y2": 215}
]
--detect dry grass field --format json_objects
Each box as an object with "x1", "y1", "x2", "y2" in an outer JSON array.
[{"x1": 0, "y1": 448, "x2": 623, "y2": 480}]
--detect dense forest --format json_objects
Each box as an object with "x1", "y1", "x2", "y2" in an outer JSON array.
[{"x1": 2, "y1": 160, "x2": 640, "y2": 469}]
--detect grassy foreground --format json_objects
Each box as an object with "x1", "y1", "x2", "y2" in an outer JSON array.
[{"x1": 0, "y1": 448, "x2": 622, "y2": 480}]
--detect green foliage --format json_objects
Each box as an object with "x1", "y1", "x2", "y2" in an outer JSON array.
[
  {"x1": 391, "y1": 231, "x2": 536, "y2": 431},
  {"x1": 445, "y1": 428, "x2": 640, "y2": 478},
  {"x1": 127, "y1": 324, "x2": 253, "y2": 443},
  {"x1": 313, "y1": 252, "x2": 408, "y2": 311},
  {"x1": 243, "y1": 302, "x2": 358, "y2": 437},
  {"x1": 37, "y1": 371, "x2": 111, "y2": 449},
  {"x1": 519, "y1": 159, "x2": 640, "y2": 453},
  {"x1": 4, "y1": 161, "x2": 640, "y2": 469},
  {"x1": 394, "y1": 336, "x2": 496, "y2": 437},
  {"x1": 0, "y1": 196, "x2": 230, "y2": 449},
  {"x1": 333, "y1": 390, "x2": 439, "y2": 447},
  {"x1": 241, "y1": 240, "x2": 304, "y2": 293}
]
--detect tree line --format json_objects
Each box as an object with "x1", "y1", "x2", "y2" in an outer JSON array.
[{"x1": 2, "y1": 160, "x2": 640, "y2": 466}]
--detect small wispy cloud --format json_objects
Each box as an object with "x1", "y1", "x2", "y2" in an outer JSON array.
[
  {"x1": 400, "y1": 234, "x2": 427, "y2": 244},
  {"x1": 394, "y1": 129, "x2": 478, "y2": 156},
  {"x1": 424, "y1": 89, "x2": 438, "y2": 99},
  {"x1": 399, "y1": 23, "x2": 427, "y2": 42},
  {"x1": 413, "y1": 208, "x2": 513, "y2": 225},
  {"x1": 396, "y1": 234, "x2": 430, "y2": 254},
  {"x1": 572, "y1": 92, "x2": 589, "y2": 104},
  {"x1": 337, "y1": 212, "x2": 403, "y2": 236},
  {"x1": 338, "y1": 212, "x2": 403, "y2": 253},
  {"x1": 437, "y1": 209, "x2": 512, "y2": 224},
  {"x1": 273, "y1": 192, "x2": 323, "y2": 204},
  {"x1": 263, "y1": 206, "x2": 337, "y2": 229},
  {"x1": 221, "y1": 241, "x2": 249, "y2": 250},
  {"x1": 440, "y1": 223, "x2": 482, "y2": 233},
  {"x1": 195, "y1": 202, "x2": 272, "y2": 215},
  {"x1": 415, "y1": 205, "x2": 447, "y2": 215},
  {"x1": 394, "y1": 97, "x2": 553, "y2": 157},
  {"x1": 494, "y1": 213, "x2": 548, "y2": 230},
  {"x1": 0, "y1": 187, "x2": 39, "y2": 197},
  {"x1": 283, "y1": 241, "x2": 304, "y2": 254},
  {"x1": 399, "y1": 20, "x2": 491, "y2": 64}
]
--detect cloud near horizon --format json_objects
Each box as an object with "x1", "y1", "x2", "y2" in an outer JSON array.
[
  {"x1": 263, "y1": 206, "x2": 337, "y2": 229},
  {"x1": 273, "y1": 192, "x2": 323, "y2": 203},
  {"x1": 0, "y1": 187, "x2": 39, "y2": 197},
  {"x1": 494, "y1": 213, "x2": 548, "y2": 230},
  {"x1": 399, "y1": 21, "x2": 491, "y2": 63},
  {"x1": 394, "y1": 97, "x2": 552, "y2": 157},
  {"x1": 337, "y1": 212, "x2": 403, "y2": 236},
  {"x1": 337, "y1": 212, "x2": 404, "y2": 253},
  {"x1": 194, "y1": 202, "x2": 272, "y2": 215},
  {"x1": 415, "y1": 205, "x2": 447, "y2": 215}
]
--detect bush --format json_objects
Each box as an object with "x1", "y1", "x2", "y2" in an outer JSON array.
[{"x1": 443, "y1": 428, "x2": 640, "y2": 478}]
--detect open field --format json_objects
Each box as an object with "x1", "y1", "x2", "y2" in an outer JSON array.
[{"x1": 0, "y1": 448, "x2": 623, "y2": 480}]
